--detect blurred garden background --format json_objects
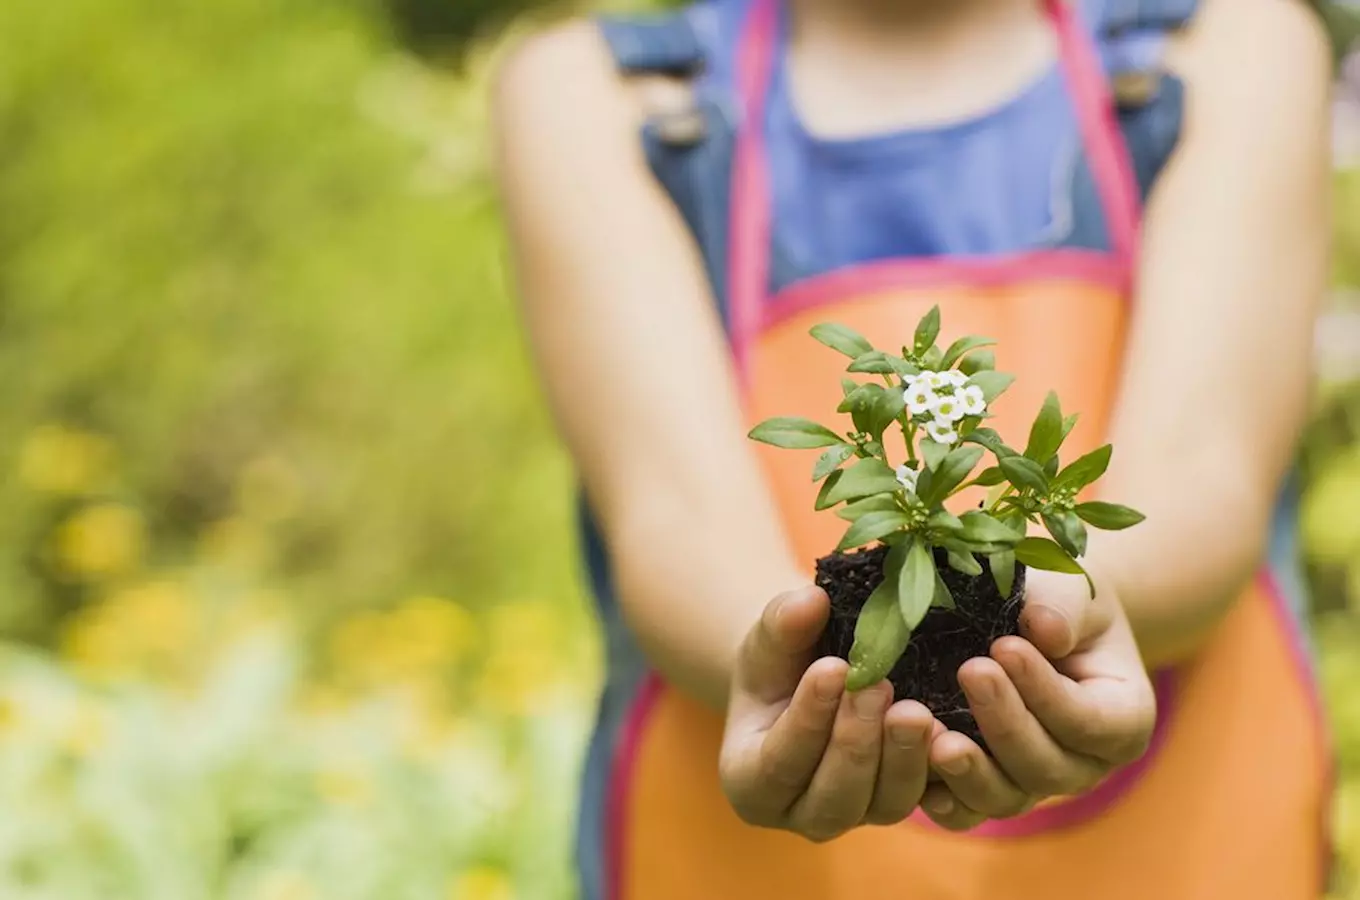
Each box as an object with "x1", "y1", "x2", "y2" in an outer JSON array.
[{"x1": 0, "y1": 0, "x2": 1357, "y2": 897}]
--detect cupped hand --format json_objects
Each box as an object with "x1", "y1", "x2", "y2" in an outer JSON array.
[
  {"x1": 719, "y1": 585, "x2": 937, "y2": 842},
  {"x1": 919, "y1": 568, "x2": 1158, "y2": 831}
]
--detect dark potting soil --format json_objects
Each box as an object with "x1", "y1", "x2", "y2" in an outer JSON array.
[{"x1": 813, "y1": 544, "x2": 1026, "y2": 749}]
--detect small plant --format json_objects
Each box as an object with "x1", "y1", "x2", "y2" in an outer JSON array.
[{"x1": 748, "y1": 307, "x2": 1145, "y2": 706}]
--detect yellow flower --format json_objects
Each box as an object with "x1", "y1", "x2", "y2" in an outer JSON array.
[
  {"x1": 314, "y1": 764, "x2": 374, "y2": 808},
  {"x1": 60, "y1": 702, "x2": 110, "y2": 758},
  {"x1": 109, "y1": 579, "x2": 193, "y2": 655},
  {"x1": 254, "y1": 871, "x2": 315, "y2": 900},
  {"x1": 386, "y1": 596, "x2": 478, "y2": 671},
  {"x1": 54, "y1": 503, "x2": 144, "y2": 578},
  {"x1": 449, "y1": 866, "x2": 515, "y2": 900},
  {"x1": 197, "y1": 516, "x2": 267, "y2": 568},
  {"x1": 17, "y1": 424, "x2": 112, "y2": 495},
  {"x1": 0, "y1": 696, "x2": 22, "y2": 734},
  {"x1": 60, "y1": 612, "x2": 130, "y2": 677}
]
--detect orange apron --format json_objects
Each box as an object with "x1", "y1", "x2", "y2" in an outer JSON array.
[{"x1": 604, "y1": 1, "x2": 1332, "y2": 897}]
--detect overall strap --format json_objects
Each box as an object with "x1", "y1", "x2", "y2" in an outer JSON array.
[
  {"x1": 594, "y1": 10, "x2": 740, "y2": 332},
  {"x1": 1097, "y1": 0, "x2": 1200, "y2": 196}
]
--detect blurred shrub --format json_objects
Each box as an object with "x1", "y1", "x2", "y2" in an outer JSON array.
[{"x1": 0, "y1": 0, "x2": 593, "y2": 658}]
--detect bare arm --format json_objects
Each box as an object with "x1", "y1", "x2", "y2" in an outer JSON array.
[
  {"x1": 492, "y1": 24, "x2": 803, "y2": 710},
  {"x1": 1091, "y1": 0, "x2": 1333, "y2": 668}
]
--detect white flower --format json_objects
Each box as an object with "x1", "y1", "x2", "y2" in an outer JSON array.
[
  {"x1": 925, "y1": 419, "x2": 960, "y2": 445},
  {"x1": 930, "y1": 393, "x2": 966, "y2": 423},
  {"x1": 895, "y1": 464, "x2": 918, "y2": 492},
  {"x1": 903, "y1": 383, "x2": 937, "y2": 416},
  {"x1": 943, "y1": 370, "x2": 968, "y2": 388},
  {"x1": 924, "y1": 370, "x2": 949, "y2": 389},
  {"x1": 958, "y1": 384, "x2": 987, "y2": 416}
]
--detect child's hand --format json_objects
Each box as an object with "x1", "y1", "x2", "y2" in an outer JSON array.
[
  {"x1": 917, "y1": 568, "x2": 1158, "y2": 830},
  {"x1": 718, "y1": 585, "x2": 937, "y2": 842}
]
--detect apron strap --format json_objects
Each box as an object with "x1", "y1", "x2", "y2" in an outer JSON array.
[
  {"x1": 1046, "y1": 0, "x2": 1144, "y2": 265},
  {"x1": 726, "y1": 0, "x2": 1145, "y2": 381}
]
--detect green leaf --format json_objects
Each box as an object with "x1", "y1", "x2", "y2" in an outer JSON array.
[
  {"x1": 824, "y1": 457, "x2": 901, "y2": 506},
  {"x1": 1000, "y1": 456, "x2": 1050, "y2": 494},
  {"x1": 838, "y1": 510, "x2": 912, "y2": 551},
  {"x1": 921, "y1": 346, "x2": 944, "y2": 370},
  {"x1": 927, "y1": 509, "x2": 964, "y2": 533},
  {"x1": 1054, "y1": 444, "x2": 1113, "y2": 491},
  {"x1": 913, "y1": 306, "x2": 941, "y2": 355},
  {"x1": 919, "y1": 445, "x2": 985, "y2": 506},
  {"x1": 962, "y1": 427, "x2": 1017, "y2": 459},
  {"x1": 812, "y1": 444, "x2": 855, "y2": 482},
  {"x1": 974, "y1": 466, "x2": 1006, "y2": 487},
  {"x1": 1025, "y1": 391, "x2": 1064, "y2": 463},
  {"x1": 846, "y1": 545, "x2": 910, "y2": 691},
  {"x1": 940, "y1": 335, "x2": 997, "y2": 370},
  {"x1": 748, "y1": 417, "x2": 844, "y2": 449},
  {"x1": 1061, "y1": 413, "x2": 1080, "y2": 441},
  {"x1": 899, "y1": 540, "x2": 937, "y2": 630},
  {"x1": 959, "y1": 510, "x2": 1024, "y2": 547},
  {"x1": 1075, "y1": 501, "x2": 1146, "y2": 530},
  {"x1": 841, "y1": 377, "x2": 859, "y2": 399},
  {"x1": 815, "y1": 469, "x2": 844, "y2": 511},
  {"x1": 838, "y1": 383, "x2": 875, "y2": 415},
  {"x1": 837, "y1": 493, "x2": 901, "y2": 522},
  {"x1": 933, "y1": 571, "x2": 956, "y2": 609},
  {"x1": 810, "y1": 323, "x2": 873, "y2": 359},
  {"x1": 960, "y1": 350, "x2": 996, "y2": 375},
  {"x1": 1044, "y1": 456, "x2": 1060, "y2": 478},
  {"x1": 1014, "y1": 537, "x2": 1085, "y2": 575},
  {"x1": 967, "y1": 370, "x2": 1016, "y2": 403},
  {"x1": 886, "y1": 357, "x2": 921, "y2": 378},
  {"x1": 989, "y1": 551, "x2": 1016, "y2": 597},
  {"x1": 847, "y1": 350, "x2": 898, "y2": 375},
  {"x1": 1042, "y1": 508, "x2": 1088, "y2": 558},
  {"x1": 947, "y1": 549, "x2": 982, "y2": 577},
  {"x1": 921, "y1": 439, "x2": 950, "y2": 472},
  {"x1": 867, "y1": 384, "x2": 906, "y2": 439}
]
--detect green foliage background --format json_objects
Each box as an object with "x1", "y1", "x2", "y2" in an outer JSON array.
[{"x1": 0, "y1": 0, "x2": 1357, "y2": 897}]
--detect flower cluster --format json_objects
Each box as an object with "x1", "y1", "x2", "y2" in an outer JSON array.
[{"x1": 902, "y1": 370, "x2": 987, "y2": 446}]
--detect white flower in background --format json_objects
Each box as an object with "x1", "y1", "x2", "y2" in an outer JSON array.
[
  {"x1": 943, "y1": 370, "x2": 968, "y2": 388},
  {"x1": 958, "y1": 385, "x2": 987, "y2": 416},
  {"x1": 896, "y1": 464, "x2": 918, "y2": 492},
  {"x1": 925, "y1": 419, "x2": 960, "y2": 445},
  {"x1": 930, "y1": 393, "x2": 965, "y2": 423},
  {"x1": 904, "y1": 382, "x2": 937, "y2": 416}
]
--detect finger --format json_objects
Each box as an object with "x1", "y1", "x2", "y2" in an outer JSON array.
[
  {"x1": 863, "y1": 700, "x2": 934, "y2": 825},
  {"x1": 735, "y1": 586, "x2": 832, "y2": 704},
  {"x1": 722, "y1": 656, "x2": 846, "y2": 822},
  {"x1": 993, "y1": 637, "x2": 1156, "y2": 765},
  {"x1": 929, "y1": 730, "x2": 1033, "y2": 819},
  {"x1": 919, "y1": 784, "x2": 988, "y2": 832},
  {"x1": 1018, "y1": 570, "x2": 1113, "y2": 660},
  {"x1": 788, "y1": 681, "x2": 892, "y2": 841},
  {"x1": 959, "y1": 655, "x2": 1107, "y2": 796}
]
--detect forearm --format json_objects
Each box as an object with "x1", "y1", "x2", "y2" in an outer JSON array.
[
  {"x1": 1086, "y1": 447, "x2": 1275, "y2": 669},
  {"x1": 601, "y1": 487, "x2": 805, "y2": 711}
]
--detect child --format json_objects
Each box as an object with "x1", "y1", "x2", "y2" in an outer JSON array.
[{"x1": 493, "y1": 0, "x2": 1334, "y2": 897}]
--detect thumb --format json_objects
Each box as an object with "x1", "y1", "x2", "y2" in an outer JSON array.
[
  {"x1": 1019, "y1": 570, "x2": 1112, "y2": 660},
  {"x1": 735, "y1": 585, "x2": 830, "y2": 703}
]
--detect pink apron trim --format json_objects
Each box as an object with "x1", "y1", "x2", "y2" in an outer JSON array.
[
  {"x1": 1260, "y1": 570, "x2": 1336, "y2": 893},
  {"x1": 727, "y1": 0, "x2": 778, "y2": 380},
  {"x1": 1045, "y1": 0, "x2": 1143, "y2": 267}
]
